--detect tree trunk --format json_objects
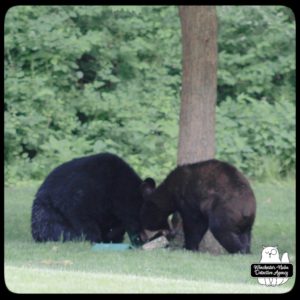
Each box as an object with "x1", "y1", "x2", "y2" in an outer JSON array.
[
  {"x1": 171, "y1": 6, "x2": 224, "y2": 254},
  {"x1": 178, "y1": 5, "x2": 217, "y2": 164}
]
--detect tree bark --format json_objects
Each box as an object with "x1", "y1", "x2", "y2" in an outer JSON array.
[
  {"x1": 178, "y1": 5, "x2": 217, "y2": 164},
  {"x1": 171, "y1": 6, "x2": 224, "y2": 254}
]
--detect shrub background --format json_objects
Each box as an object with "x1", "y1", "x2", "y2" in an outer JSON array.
[{"x1": 4, "y1": 6, "x2": 295, "y2": 184}]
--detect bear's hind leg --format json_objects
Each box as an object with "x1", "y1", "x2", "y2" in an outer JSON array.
[
  {"x1": 31, "y1": 202, "x2": 78, "y2": 242},
  {"x1": 48, "y1": 223, "x2": 79, "y2": 242},
  {"x1": 212, "y1": 230, "x2": 247, "y2": 254},
  {"x1": 209, "y1": 216, "x2": 250, "y2": 254},
  {"x1": 238, "y1": 230, "x2": 251, "y2": 254}
]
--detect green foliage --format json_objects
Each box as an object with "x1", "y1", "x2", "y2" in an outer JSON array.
[
  {"x1": 4, "y1": 6, "x2": 180, "y2": 184},
  {"x1": 217, "y1": 6, "x2": 295, "y2": 105},
  {"x1": 216, "y1": 96, "x2": 295, "y2": 179},
  {"x1": 4, "y1": 6, "x2": 295, "y2": 184}
]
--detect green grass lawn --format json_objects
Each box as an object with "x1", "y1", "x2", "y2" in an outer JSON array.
[{"x1": 4, "y1": 180, "x2": 295, "y2": 293}]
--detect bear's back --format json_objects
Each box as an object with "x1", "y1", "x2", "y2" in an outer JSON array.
[
  {"x1": 35, "y1": 152, "x2": 142, "y2": 208},
  {"x1": 171, "y1": 159, "x2": 249, "y2": 188},
  {"x1": 40, "y1": 153, "x2": 139, "y2": 188},
  {"x1": 167, "y1": 159, "x2": 255, "y2": 217}
]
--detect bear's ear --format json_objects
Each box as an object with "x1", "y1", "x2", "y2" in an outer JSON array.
[
  {"x1": 141, "y1": 178, "x2": 156, "y2": 197},
  {"x1": 144, "y1": 177, "x2": 156, "y2": 188}
]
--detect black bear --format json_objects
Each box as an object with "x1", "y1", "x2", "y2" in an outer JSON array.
[
  {"x1": 140, "y1": 159, "x2": 256, "y2": 254},
  {"x1": 31, "y1": 152, "x2": 149, "y2": 245}
]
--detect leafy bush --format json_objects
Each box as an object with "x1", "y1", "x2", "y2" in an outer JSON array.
[
  {"x1": 216, "y1": 95, "x2": 295, "y2": 179},
  {"x1": 217, "y1": 6, "x2": 295, "y2": 105},
  {"x1": 4, "y1": 6, "x2": 181, "y2": 184},
  {"x1": 4, "y1": 6, "x2": 295, "y2": 185}
]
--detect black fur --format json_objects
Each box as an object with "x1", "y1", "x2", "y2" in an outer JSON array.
[
  {"x1": 140, "y1": 159, "x2": 256, "y2": 254},
  {"x1": 31, "y1": 153, "x2": 145, "y2": 243}
]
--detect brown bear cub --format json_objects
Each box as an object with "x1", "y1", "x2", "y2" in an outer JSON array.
[{"x1": 140, "y1": 159, "x2": 256, "y2": 254}]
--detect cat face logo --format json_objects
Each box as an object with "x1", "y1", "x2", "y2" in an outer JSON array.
[
  {"x1": 256, "y1": 246, "x2": 290, "y2": 286},
  {"x1": 260, "y1": 246, "x2": 280, "y2": 262}
]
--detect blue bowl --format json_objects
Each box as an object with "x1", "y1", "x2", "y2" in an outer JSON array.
[{"x1": 91, "y1": 243, "x2": 133, "y2": 251}]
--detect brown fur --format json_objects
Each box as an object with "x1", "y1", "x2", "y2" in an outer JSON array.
[{"x1": 140, "y1": 159, "x2": 256, "y2": 253}]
